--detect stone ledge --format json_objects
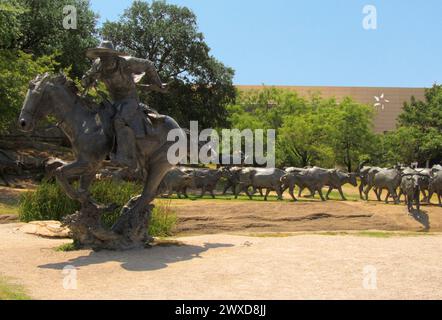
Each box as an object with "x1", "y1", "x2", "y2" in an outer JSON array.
[{"x1": 18, "y1": 220, "x2": 70, "y2": 238}]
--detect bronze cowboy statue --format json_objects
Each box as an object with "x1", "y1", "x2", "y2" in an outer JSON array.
[
  {"x1": 18, "y1": 41, "x2": 187, "y2": 250},
  {"x1": 81, "y1": 40, "x2": 167, "y2": 168}
]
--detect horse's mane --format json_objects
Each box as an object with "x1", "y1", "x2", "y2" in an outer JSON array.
[
  {"x1": 32, "y1": 72, "x2": 77, "y2": 94},
  {"x1": 46, "y1": 73, "x2": 80, "y2": 95},
  {"x1": 39, "y1": 73, "x2": 100, "y2": 112},
  {"x1": 61, "y1": 75, "x2": 79, "y2": 95}
]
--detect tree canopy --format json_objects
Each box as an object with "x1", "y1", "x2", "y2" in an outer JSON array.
[
  {"x1": 1, "y1": 0, "x2": 441, "y2": 171},
  {"x1": 227, "y1": 88, "x2": 376, "y2": 171},
  {"x1": 0, "y1": 50, "x2": 57, "y2": 133},
  {"x1": 382, "y1": 84, "x2": 442, "y2": 165},
  {"x1": 1, "y1": 0, "x2": 98, "y2": 78},
  {"x1": 101, "y1": 0, "x2": 235, "y2": 128},
  {"x1": 0, "y1": 0, "x2": 235, "y2": 134}
]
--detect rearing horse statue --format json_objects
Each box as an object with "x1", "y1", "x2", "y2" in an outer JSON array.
[{"x1": 18, "y1": 73, "x2": 186, "y2": 249}]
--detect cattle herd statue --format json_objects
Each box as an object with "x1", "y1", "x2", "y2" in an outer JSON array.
[{"x1": 157, "y1": 163, "x2": 442, "y2": 212}]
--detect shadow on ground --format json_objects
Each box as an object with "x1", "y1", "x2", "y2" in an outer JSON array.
[
  {"x1": 410, "y1": 208, "x2": 430, "y2": 231},
  {"x1": 38, "y1": 242, "x2": 234, "y2": 272}
]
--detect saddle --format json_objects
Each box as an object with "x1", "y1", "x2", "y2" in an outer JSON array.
[
  {"x1": 107, "y1": 101, "x2": 165, "y2": 157},
  {"x1": 89, "y1": 89, "x2": 165, "y2": 122}
]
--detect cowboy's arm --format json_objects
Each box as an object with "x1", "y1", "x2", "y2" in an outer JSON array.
[
  {"x1": 126, "y1": 57, "x2": 163, "y2": 87},
  {"x1": 81, "y1": 59, "x2": 101, "y2": 88}
]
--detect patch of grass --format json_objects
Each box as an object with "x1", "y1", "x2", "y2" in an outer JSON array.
[
  {"x1": 312, "y1": 231, "x2": 350, "y2": 237},
  {"x1": 325, "y1": 190, "x2": 360, "y2": 202},
  {"x1": 19, "y1": 182, "x2": 79, "y2": 222},
  {"x1": 0, "y1": 190, "x2": 20, "y2": 215},
  {"x1": 0, "y1": 276, "x2": 30, "y2": 300},
  {"x1": 0, "y1": 202, "x2": 19, "y2": 215},
  {"x1": 163, "y1": 189, "x2": 362, "y2": 203},
  {"x1": 356, "y1": 231, "x2": 394, "y2": 238},
  {"x1": 358, "y1": 230, "x2": 435, "y2": 238},
  {"x1": 163, "y1": 193, "x2": 320, "y2": 203},
  {"x1": 148, "y1": 200, "x2": 177, "y2": 237},
  {"x1": 55, "y1": 242, "x2": 80, "y2": 252},
  {"x1": 317, "y1": 230, "x2": 435, "y2": 238},
  {"x1": 244, "y1": 230, "x2": 437, "y2": 238}
]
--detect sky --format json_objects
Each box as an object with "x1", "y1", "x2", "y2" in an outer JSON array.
[{"x1": 90, "y1": 0, "x2": 442, "y2": 88}]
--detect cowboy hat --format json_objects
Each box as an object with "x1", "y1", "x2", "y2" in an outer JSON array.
[{"x1": 85, "y1": 40, "x2": 129, "y2": 59}]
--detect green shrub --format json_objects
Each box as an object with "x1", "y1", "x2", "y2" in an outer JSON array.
[
  {"x1": 148, "y1": 200, "x2": 177, "y2": 237},
  {"x1": 19, "y1": 181, "x2": 177, "y2": 237},
  {"x1": 19, "y1": 181, "x2": 79, "y2": 222}
]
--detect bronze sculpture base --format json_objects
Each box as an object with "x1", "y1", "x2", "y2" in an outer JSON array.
[{"x1": 63, "y1": 197, "x2": 153, "y2": 251}]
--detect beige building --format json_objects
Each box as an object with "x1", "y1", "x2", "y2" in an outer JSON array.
[{"x1": 237, "y1": 85, "x2": 426, "y2": 133}]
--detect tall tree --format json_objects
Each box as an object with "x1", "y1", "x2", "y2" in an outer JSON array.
[
  {"x1": 0, "y1": 0, "x2": 25, "y2": 49},
  {"x1": 330, "y1": 98, "x2": 376, "y2": 172},
  {"x1": 100, "y1": 0, "x2": 235, "y2": 128},
  {"x1": 387, "y1": 84, "x2": 442, "y2": 165},
  {"x1": 277, "y1": 113, "x2": 335, "y2": 168}
]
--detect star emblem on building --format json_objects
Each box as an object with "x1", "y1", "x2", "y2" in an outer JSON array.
[{"x1": 374, "y1": 93, "x2": 390, "y2": 110}]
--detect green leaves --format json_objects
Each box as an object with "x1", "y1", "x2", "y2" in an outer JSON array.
[
  {"x1": 1, "y1": 0, "x2": 99, "y2": 78},
  {"x1": 387, "y1": 84, "x2": 442, "y2": 165},
  {"x1": 0, "y1": 0, "x2": 97, "y2": 133},
  {"x1": 329, "y1": 98, "x2": 375, "y2": 171},
  {"x1": 0, "y1": 50, "x2": 57, "y2": 134},
  {"x1": 228, "y1": 87, "x2": 375, "y2": 170},
  {"x1": 101, "y1": 0, "x2": 235, "y2": 128},
  {"x1": 0, "y1": 0, "x2": 26, "y2": 49}
]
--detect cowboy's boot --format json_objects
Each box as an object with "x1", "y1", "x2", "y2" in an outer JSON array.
[
  {"x1": 132, "y1": 116, "x2": 159, "y2": 141},
  {"x1": 142, "y1": 117, "x2": 157, "y2": 138}
]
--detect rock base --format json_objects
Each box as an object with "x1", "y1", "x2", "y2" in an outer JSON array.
[
  {"x1": 19, "y1": 220, "x2": 70, "y2": 238},
  {"x1": 63, "y1": 197, "x2": 153, "y2": 251}
]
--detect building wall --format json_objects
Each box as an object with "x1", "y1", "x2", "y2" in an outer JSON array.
[{"x1": 237, "y1": 85, "x2": 426, "y2": 133}]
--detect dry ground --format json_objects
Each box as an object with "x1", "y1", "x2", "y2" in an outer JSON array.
[
  {"x1": 172, "y1": 198, "x2": 441, "y2": 234},
  {"x1": 168, "y1": 183, "x2": 441, "y2": 234},
  {"x1": 0, "y1": 223, "x2": 441, "y2": 300}
]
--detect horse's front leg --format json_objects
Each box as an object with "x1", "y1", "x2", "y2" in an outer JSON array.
[
  {"x1": 55, "y1": 160, "x2": 94, "y2": 204},
  {"x1": 79, "y1": 173, "x2": 101, "y2": 206}
]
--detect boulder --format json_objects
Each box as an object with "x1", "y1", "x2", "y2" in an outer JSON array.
[{"x1": 19, "y1": 220, "x2": 71, "y2": 238}]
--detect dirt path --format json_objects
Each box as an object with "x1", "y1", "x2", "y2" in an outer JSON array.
[{"x1": 0, "y1": 223, "x2": 441, "y2": 300}]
